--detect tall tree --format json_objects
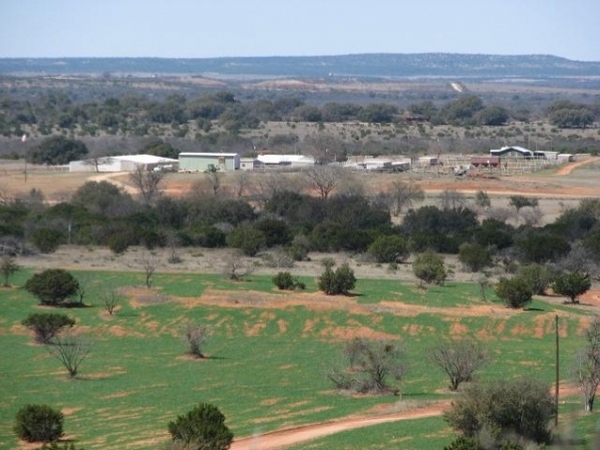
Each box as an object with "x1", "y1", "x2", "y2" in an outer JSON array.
[
  {"x1": 385, "y1": 180, "x2": 425, "y2": 216},
  {"x1": 574, "y1": 317, "x2": 600, "y2": 412},
  {"x1": 553, "y1": 271, "x2": 591, "y2": 304},
  {"x1": 28, "y1": 136, "x2": 88, "y2": 165},
  {"x1": 430, "y1": 339, "x2": 488, "y2": 391},
  {"x1": 129, "y1": 164, "x2": 165, "y2": 205},
  {"x1": 305, "y1": 165, "x2": 344, "y2": 199}
]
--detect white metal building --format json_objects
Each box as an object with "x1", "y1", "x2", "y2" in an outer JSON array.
[
  {"x1": 255, "y1": 154, "x2": 315, "y2": 168},
  {"x1": 69, "y1": 155, "x2": 178, "y2": 172}
]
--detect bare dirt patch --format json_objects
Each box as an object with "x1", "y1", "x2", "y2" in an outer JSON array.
[{"x1": 230, "y1": 401, "x2": 450, "y2": 450}]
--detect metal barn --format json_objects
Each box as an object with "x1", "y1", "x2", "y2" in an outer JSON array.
[
  {"x1": 178, "y1": 153, "x2": 240, "y2": 172},
  {"x1": 69, "y1": 155, "x2": 178, "y2": 172}
]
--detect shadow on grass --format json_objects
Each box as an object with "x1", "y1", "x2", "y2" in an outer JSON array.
[
  {"x1": 204, "y1": 355, "x2": 229, "y2": 360},
  {"x1": 60, "y1": 301, "x2": 94, "y2": 308}
]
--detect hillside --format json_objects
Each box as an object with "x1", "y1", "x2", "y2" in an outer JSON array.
[{"x1": 2, "y1": 53, "x2": 600, "y2": 79}]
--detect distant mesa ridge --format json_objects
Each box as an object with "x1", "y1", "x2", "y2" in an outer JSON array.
[{"x1": 1, "y1": 53, "x2": 599, "y2": 78}]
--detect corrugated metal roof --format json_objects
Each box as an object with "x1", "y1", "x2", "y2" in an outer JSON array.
[
  {"x1": 256, "y1": 154, "x2": 315, "y2": 164},
  {"x1": 112, "y1": 154, "x2": 178, "y2": 163},
  {"x1": 179, "y1": 152, "x2": 239, "y2": 157}
]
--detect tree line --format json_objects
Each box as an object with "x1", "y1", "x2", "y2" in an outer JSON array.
[
  {"x1": 1, "y1": 89, "x2": 598, "y2": 143},
  {"x1": 2, "y1": 175, "x2": 600, "y2": 275}
]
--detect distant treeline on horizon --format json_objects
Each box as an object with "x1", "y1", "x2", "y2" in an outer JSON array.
[{"x1": 1, "y1": 53, "x2": 600, "y2": 78}]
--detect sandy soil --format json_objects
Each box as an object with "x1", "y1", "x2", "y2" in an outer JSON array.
[{"x1": 230, "y1": 402, "x2": 449, "y2": 450}]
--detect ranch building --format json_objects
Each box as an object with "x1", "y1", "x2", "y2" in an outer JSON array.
[
  {"x1": 490, "y1": 146, "x2": 535, "y2": 158},
  {"x1": 69, "y1": 154, "x2": 178, "y2": 172},
  {"x1": 471, "y1": 156, "x2": 501, "y2": 168},
  {"x1": 255, "y1": 154, "x2": 316, "y2": 168},
  {"x1": 240, "y1": 157, "x2": 260, "y2": 171},
  {"x1": 178, "y1": 152, "x2": 240, "y2": 172}
]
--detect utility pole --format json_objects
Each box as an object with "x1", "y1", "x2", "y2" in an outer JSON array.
[
  {"x1": 555, "y1": 314, "x2": 559, "y2": 427},
  {"x1": 22, "y1": 133, "x2": 29, "y2": 183}
]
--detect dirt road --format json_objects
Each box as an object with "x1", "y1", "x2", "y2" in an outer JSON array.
[
  {"x1": 230, "y1": 379, "x2": 586, "y2": 450},
  {"x1": 553, "y1": 155, "x2": 598, "y2": 176},
  {"x1": 230, "y1": 402, "x2": 449, "y2": 450}
]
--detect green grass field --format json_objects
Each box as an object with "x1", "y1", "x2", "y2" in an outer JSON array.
[{"x1": 1, "y1": 268, "x2": 598, "y2": 449}]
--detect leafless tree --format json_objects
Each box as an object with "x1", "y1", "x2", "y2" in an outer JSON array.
[
  {"x1": 182, "y1": 322, "x2": 211, "y2": 358},
  {"x1": 327, "y1": 337, "x2": 407, "y2": 395},
  {"x1": 205, "y1": 167, "x2": 222, "y2": 196},
  {"x1": 82, "y1": 154, "x2": 112, "y2": 173},
  {"x1": 101, "y1": 290, "x2": 120, "y2": 315},
  {"x1": 384, "y1": 180, "x2": 425, "y2": 216},
  {"x1": 139, "y1": 252, "x2": 159, "y2": 288},
  {"x1": 430, "y1": 339, "x2": 488, "y2": 391},
  {"x1": 301, "y1": 133, "x2": 345, "y2": 163},
  {"x1": 48, "y1": 334, "x2": 91, "y2": 378},
  {"x1": 0, "y1": 254, "x2": 20, "y2": 287},
  {"x1": 231, "y1": 170, "x2": 250, "y2": 198},
  {"x1": 166, "y1": 232, "x2": 182, "y2": 264},
  {"x1": 336, "y1": 173, "x2": 365, "y2": 197},
  {"x1": 520, "y1": 206, "x2": 544, "y2": 227},
  {"x1": 574, "y1": 317, "x2": 600, "y2": 412},
  {"x1": 250, "y1": 172, "x2": 290, "y2": 205},
  {"x1": 438, "y1": 189, "x2": 467, "y2": 210},
  {"x1": 74, "y1": 273, "x2": 92, "y2": 306},
  {"x1": 557, "y1": 242, "x2": 600, "y2": 280},
  {"x1": 223, "y1": 251, "x2": 254, "y2": 281},
  {"x1": 305, "y1": 165, "x2": 344, "y2": 199},
  {"x1": 129, "y1": 164, "x2": 165, "y2": 205},
  {"x1": 477, "y1": 273, "x2": 490, "y2": 301},
  {"x1": 474, "y1": 190, "x2": 491, "y2": 212},
  {"x1": 486, "y1": 207, "x2": 515, "y2": 224}
]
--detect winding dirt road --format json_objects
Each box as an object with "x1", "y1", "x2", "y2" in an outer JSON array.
[
  {"x1": 230, "y1": 402, "x2": 449, "y2": 450},
  {"x1": 553, "y1": 155, "x2": 598, "y2": 176},
  {"x1": 230, "y1": 380, "x2": 585, "y2": 450}
]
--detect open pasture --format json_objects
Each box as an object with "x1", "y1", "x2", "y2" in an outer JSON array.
[{"x1": 1, "y1": 267, "x2": 598, "y2": 450}]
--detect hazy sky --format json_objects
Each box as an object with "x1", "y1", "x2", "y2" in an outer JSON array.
[{"x1": 1, "y1": 0, "x2": 598, "y2": 61}]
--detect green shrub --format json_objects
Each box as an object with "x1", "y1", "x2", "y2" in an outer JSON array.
[
  {"x1": 368, "y1": 235, "x2": 409, "y2": 263},
  {"x1": 444, "y1": 377, "x2": 555, "y2": 446},
  {"x1": 21, "y1": 313, "x2": 75, "y2": 344},
  {"x1": 167, "y1": 403, "x2": 233, "y2": 450},
  {"x1": 495, "y1": 276, "x2": 533, "y2": 309},
  {"x1": 318, "y1": 263, "x2": 356, "y2": 295},
  {"x1": 13, "y1": 404, "x2": 64, "y2": 443},
  {"x1": 227, "y1": 226, "x2": 266, "y2": 257},
  {"x1": 30, "y1": 228, "x2": 64, "y2": 254},
  {"x1": 272, "y1": 271, "x2": 294, "y2": 290},
  {"x1": 272, "y1": 271, "x2": 305, "y2": 290},
  {"x1": 412, "y1": 250, "x2": 447, "y2": 286},
  {"x1": 24, "y1": 269, "x2": 80, "y2": 306},
  {"x1": 458, "y1": 242, "x2": 492, "y2": 272},
  {"x1": 444, "y1": 436, "x2": 483, "y2": 450},
  {"x1": 552, "y1": 271, "x2": 591, "y2": 304},
  {"x1": 106, "y1": 233, "x2": 131, "y2": 254}
]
